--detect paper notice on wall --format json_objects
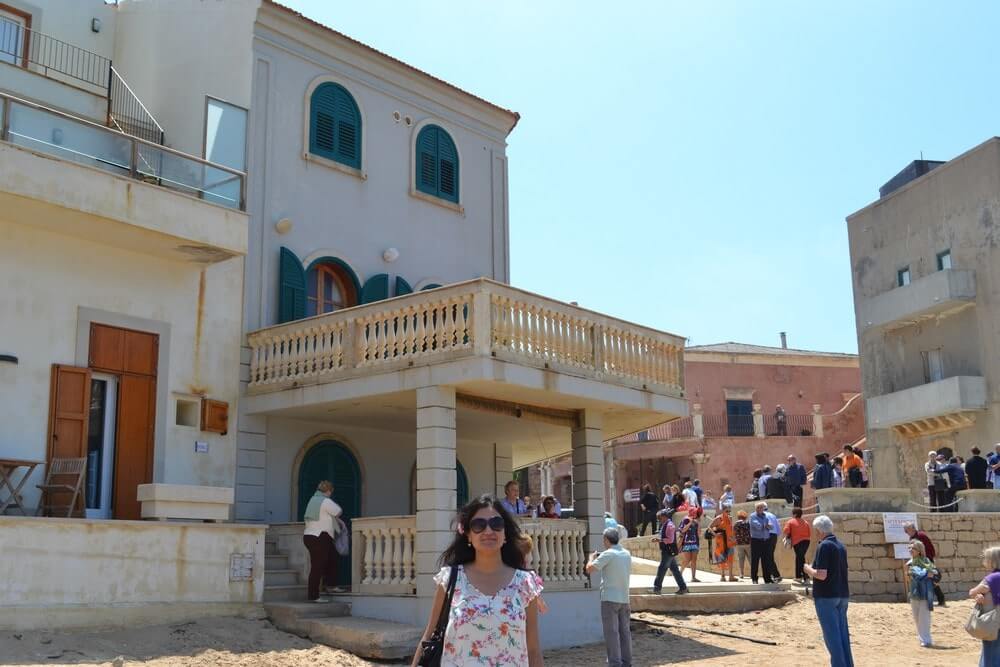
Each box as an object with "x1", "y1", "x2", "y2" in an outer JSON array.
[
  {"x1": 623, "y1": 488, "x2": 641, "y2": 503},
  {"x1": 893, "y1": 543, "x2": 912, "y2": 560},
  {"x1": 883, "y1": 512, "x2": 918, "y2": 543}
]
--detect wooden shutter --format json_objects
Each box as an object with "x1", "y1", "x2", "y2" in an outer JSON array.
[
  {"x1": 113, "y1": 373, "x2": 156, "y2": 520},
  {"x1": 394, "y1": 276, "x2": 414, "y2": 297},
  {"x1": 310, "y1": 83, "x2": 361, "y2": 169},
  {"x1": 416, "y1": 126, "x2": 438, "y2": 195},
  {"x1": 278, "y1": 246, "x2": 306, "y2": 323},
  {"x1": 437, "y1": 131, "x2": 459, "y2": 202},
  {"x1": 47, "y1": 365, "x2": 91, "y2": 461},
  {"x1": 360, "y1": 273, "x2": 389, "y2": 304}
]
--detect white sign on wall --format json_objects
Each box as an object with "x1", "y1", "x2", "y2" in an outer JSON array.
[
  {"x1": 623, "y1": 488, "x2": 640, "y2": 503},
  {"x1": 893, "y1": 543, "x2": 913, "y2": 560},
  {"x1": 883, "y1": 512, "x2": 918, "y2": 543},
  {"x1": 229, "y1": 553, "x2": 254, "y2": 581}
]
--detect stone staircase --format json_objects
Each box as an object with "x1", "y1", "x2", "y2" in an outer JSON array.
[{"x1": 263, "y1": 533, "x2": 423, "y2": 660}]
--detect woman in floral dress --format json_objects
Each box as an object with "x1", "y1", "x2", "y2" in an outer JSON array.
[
  {"x1": 678, "y1": 507, "x2": 701, "y2": 583},
  {"x1": 412, "y1": 495, "x2": 544, "y2": 666}
]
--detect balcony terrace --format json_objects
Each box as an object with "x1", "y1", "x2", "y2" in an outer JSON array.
[
  {"x1": 858, "y1": 269, "x2": 976, "y2": 332},
  {"x1": 867, "y1": 375, "x2": 988, "y2": 437}
]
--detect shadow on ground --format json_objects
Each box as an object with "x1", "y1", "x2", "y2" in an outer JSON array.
[{"x1": 543, "y1": 622, "x2": 740, "y2": 666}]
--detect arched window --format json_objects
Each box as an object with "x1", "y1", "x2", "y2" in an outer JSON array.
[
  {"x1": 306, "y1": 261, "x2": 358, "y2": 316},
  {"x1": 415, "y1": 124, "x2": 459, "y2": 203},
  {"x1": 309, "y1": 82, "x2": 361, "y2": 169}
]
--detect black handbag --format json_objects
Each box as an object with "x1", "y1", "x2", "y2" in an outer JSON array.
[{"x1": 417, "y1": 565, "x2": 459, "y2": 666}]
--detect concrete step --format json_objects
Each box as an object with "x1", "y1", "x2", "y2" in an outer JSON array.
[
  {"x1": 265, "y1": 540, "x2": 279, "y2": 556},
  {"x1": 263, "y1": 584, "x2": 308, "y2": 602},
  {"x1": 265, "y1": 554, "x2": 290, "y2": 570},
  {"x1": 265, "y1": 600, "x2": 351, "y2": 636},
  {"x1": 630, "y1": 590, "x2": 798, "y2": 614},
  {"x1": 300, "y1": 616, "x2": 423, "y2": 660},
  {"x1": 265, "y1": 569, "x2": 300, "y2": 586},
  {"x1": 632, "y1": 581, "x2": 792, "y2": 595}
]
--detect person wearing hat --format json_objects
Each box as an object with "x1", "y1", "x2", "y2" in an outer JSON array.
[{"x1": 650, "y1": 508, "x2": 688, "y2": 595}]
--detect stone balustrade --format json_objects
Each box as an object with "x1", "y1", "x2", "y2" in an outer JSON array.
[
  {"x1": 520, "y1": 518, "x2": 590, "y2": 591},
  {"x1": 351, "y1": 516, "x2": 417, "y2": 595},
  {"x1": 348, "y1": 515, "x2": 589, "y2": 595},
  {"x1": 246, "y1": 278, "x2": 685, "y2": 397}
]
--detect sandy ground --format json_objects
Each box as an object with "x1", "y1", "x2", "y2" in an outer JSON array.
[{"x1": 0, "y1": 599, "x2": 985, "y2": 666}]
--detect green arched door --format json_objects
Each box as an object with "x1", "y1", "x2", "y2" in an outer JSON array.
[
  {"x1": 410, "y1": 461, "x2": 469, "y2": 512},
  {"x1": 297, "y1": 440, "x2": 361, "y2": 585}
]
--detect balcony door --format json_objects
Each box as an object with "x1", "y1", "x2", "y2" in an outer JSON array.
[
  {"x1": 726, "y1": 399, "x2": 754, "y2": 436},
  {"x1": 0, "y1": 6, "x2": 30, "y2": 67}
]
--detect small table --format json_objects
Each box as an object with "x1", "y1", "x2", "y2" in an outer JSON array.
[{"x1": 0, "y1": 459, "x2": 44, "y2": 516}]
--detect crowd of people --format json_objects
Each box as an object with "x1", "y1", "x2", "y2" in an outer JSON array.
[{"x1": 923, "y1": 444, "x2": 1000, "y2": 511}]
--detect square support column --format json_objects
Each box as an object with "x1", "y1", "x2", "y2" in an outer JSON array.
[
  {"x1": 572, "y1": 409, "x2": 606, "y2": 553},
  {"x1": 494, "y1": 441, "x2": 513, "y2": 497},
  {"x1": 415, "y1": 385, "x2": 457, "y2": 599}
]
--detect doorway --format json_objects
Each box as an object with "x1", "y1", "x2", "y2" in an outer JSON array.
[
  {"x1": 85, "y1": 373, "x2": 117, "y2": 519},
  {"x1": 296, "y1": 439, "x2": 361, "y2": 585},
  {"x1": 726, "y1": 399, "x2": 754, "y2": 436}
]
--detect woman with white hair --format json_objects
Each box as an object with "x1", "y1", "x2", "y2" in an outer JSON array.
[
  {"x1": 905, "y1": 539, "x2": 938, "y2": 647},
  {"x1": 968, "y1": 545, "x2": 1000, "y2": 665}
]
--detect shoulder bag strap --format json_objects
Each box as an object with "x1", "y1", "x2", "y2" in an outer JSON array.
[{"x1": 431, "y1": 566, "x2": 459, "y2": 636}]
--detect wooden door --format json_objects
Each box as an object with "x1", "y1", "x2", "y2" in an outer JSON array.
[
  {"x1": 89, "y1": 323, "x2": 158, "y2": 520},
  {"x1": 113, "y1": 373, "x2": 156, "y2": 520},
  {"x1": 46, "y1": 365, "x2": 91, "y2": 515}
]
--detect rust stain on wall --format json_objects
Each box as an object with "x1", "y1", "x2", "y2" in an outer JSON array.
[{"x1": 189, "y1": 269, "x2": 208, "y2": 395}]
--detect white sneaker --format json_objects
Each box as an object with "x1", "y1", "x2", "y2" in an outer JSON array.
[{"x1": 312, "y1": 598, "x2": 331, "y2": 604}]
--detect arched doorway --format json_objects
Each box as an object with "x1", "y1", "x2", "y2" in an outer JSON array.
[
  {"x1": 409, "y1": 461, "x2": 469, "y2": 513},
  {"x1": 297, "y1": 439, "x2": 361, "y2": 585}
]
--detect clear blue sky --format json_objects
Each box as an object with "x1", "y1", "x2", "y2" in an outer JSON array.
[{"x1": 287, "y1": 1, "x2": 1000, "y2": 354}]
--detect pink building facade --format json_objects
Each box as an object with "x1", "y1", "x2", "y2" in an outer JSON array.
[{"x1": 519, "y1": 342, "x2": 864, "y2": 535}]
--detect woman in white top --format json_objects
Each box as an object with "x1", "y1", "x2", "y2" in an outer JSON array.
[{"x1": 302, "y1": 480, "x2": 342, "y2": 602}]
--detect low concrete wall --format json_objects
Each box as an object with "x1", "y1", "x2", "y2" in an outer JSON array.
[
  {"x1": 772, "y1": 512, "x2": 1000, "y2": 602},
  {"x1": 957, "y1": 489, "x2": 1000, "y2": 512},
  {"x1": 815, "y1": 488, "x2": 911, "y2": 513},
  {"x1": 0, "y1": 516, "x2": 265, "y2": 630},
  {"x1": 732, "y1": 499, "x2": 791, "y2": 518}
]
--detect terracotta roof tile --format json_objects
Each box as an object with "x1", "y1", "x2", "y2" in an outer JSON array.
[{"x1": 263, "y1": 0, "x2": 519, "y2": 133}]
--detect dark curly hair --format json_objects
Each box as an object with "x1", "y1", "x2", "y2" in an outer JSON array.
[{"x1": 439, "y1": 494, "x2": 527, "y2": 569}]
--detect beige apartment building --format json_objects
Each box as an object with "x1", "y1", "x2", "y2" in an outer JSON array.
[{"x1": 847, "y1": 138, "x2": 1000, "y2": 499}]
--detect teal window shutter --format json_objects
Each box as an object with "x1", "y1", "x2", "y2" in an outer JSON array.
[
  {"x1": 415, "y1": 125, "x2": 459, "y2": 203},
  {"x1": 360, "y1": 273, "x2": 389, "y2": 304},
  {"x1": 420, "y1": 283, "x2": 442, "y2": 291},
  {"x1": 309, "y1": 83, "x2": 361, "y2": 169},
  {"x1": 395, "y1": 276, "x2": 414, "y2": 297},
  {"x1": 278, "y1": 247, "x2": 306, "y2": 323}
]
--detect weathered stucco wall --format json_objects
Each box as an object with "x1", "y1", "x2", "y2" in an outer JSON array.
[
  {"x1": 0, "y1": 220, "x2": 244, "y2": 504},
  {"x1": 848, "y1": 138, "x2": 1000, "y2": 496},
  {"x1": 0, "y1": 517, "x2": 265, "y2": 630}
]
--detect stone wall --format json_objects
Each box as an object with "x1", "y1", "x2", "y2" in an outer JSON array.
[{"x1": 774, "y1": 512, "x2": 1000, "y2": 602}]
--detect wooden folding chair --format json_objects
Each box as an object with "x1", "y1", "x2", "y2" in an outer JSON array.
[{"x1": 36, "y1": 458, "x2": 86, "y2": 517}]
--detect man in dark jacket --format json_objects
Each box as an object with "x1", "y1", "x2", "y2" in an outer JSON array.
[
  {"x1": 966, "y1": 447, "x2": 989, "y2": 489},
  {"x1": 812, "y1": 453, "x2": 833, "y2": 490},
  {"x1": 638, "y1": 484, "x2": 660, "y2": 536},
  {"x1": 785, "y1": 455, "x2": 808, "y2": 507}
]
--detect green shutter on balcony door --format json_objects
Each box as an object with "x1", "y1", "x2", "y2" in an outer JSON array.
[
  {"x1": 395, "y1": 276, "x2": 414, "y2": 297},
  {"x1": 360, "y1": 273, "x2": 389, "y2": 304},
  {"x1": 309, "y1": 83, "x2": 361, "y2": 169},
  {"x1": 278, "y1": 247, "x2": 306, "y2": 323},
  {"x1": 416, "y1": 126, "x2": 438, "y2": 195},
  {"x1": 415, "y1": 125, "x2": 459, "y2": 203}
]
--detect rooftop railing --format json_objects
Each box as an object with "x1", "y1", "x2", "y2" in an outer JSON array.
[
  {"x1": 0, "y1": 15, "x2": 110, "y2": 95},
  {"x1": 0, "y1": 92, "x2": 245, "y2": 210}
]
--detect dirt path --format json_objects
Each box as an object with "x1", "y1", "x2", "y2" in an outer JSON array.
[{"x1": 0, "y1": 599, "x2": 984, "y2": 666}]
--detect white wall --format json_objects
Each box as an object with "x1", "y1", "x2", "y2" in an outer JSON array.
[
  {"x1": 0, "y1": 221, "x2": 244, "y2": 504},
  {"x1": 0, "y1": 516, "x2": 264, "y2": 630},
  {"x1": 263, "y1": 417, "x2": 496, "y2": 523},
  {"x1": 113, "y1": 0, "x2": 259, "y2": 157},
  {"x1": 3, "y1": 0, "x2": 117, "y2": 60}
]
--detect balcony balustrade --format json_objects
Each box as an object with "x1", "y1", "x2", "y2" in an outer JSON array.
[{"x1": 247, "y1": 279, "x2": 685, "y2": 398}]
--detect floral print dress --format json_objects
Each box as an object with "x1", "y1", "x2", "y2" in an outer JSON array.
[{"x1": 435, "y1": 564, "x2": 544, "y2": 666}]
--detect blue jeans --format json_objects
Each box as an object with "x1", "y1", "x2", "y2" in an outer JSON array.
[
  {"x1": 814, "y1": 597, "x2": 854, "y2": 667},
  {"x1": 652, "y1": 549, "x2": 686, "y2": 591},
  {"x1": 982, "y1": 638, "x2": 1000, "y2": 666}
]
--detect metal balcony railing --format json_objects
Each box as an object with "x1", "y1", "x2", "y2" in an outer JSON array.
[
  {"x1": 0, "y1": 92, "x2": 245, "y2": 210},
  {"x1": 0, "y1": 15, "x2": 110, "y2": 94},
  {"x1": 108, "y1": 66, "x2": 164, "y2": 146}
]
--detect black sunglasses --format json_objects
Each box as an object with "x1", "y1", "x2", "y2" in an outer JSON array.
[{"x1": 469, "y1": 516, "x2": 505, "y2": 534}]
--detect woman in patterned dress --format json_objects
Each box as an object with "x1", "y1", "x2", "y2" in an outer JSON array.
[
  {"x1": 412, "y1": 495, "x2": 544, "y2": 666},
  {"x1": 678, "y1": 507, "x2": 701, "y2": 583}
]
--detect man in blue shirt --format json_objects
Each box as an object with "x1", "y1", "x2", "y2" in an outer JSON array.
[
  {"x1": 785, "y1": 455, "x2": 808, "y2": 507},
  {"x1": 691, "y1": 479, "x2": 704, "y2": 507},
  {"x1": 766, "y1": 504, "x2": 783, "y2": 582},
  {"x1": 805, "y1": 515, "x2": 854, "y2": 667},
  {"x1": 757, "y1": 465, "x2": 772, "y2": 499},
  {"x1": 990, "y1": 445, "x2": 1000, "y2": 490},
  {"x1": 812, "y1": 453, "x2": 833, "y2": 490},
  {"x1": 499, "y1": 480, "x2": 527, "y2": 516},
  {"x1": 587, "y1": 528, "x2": 633, "y2": 667},
  {"x1": 748, "y1": 502, "x2": 774, "y2": 584}
]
